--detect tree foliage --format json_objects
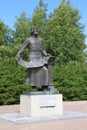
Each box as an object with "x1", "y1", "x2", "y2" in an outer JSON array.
[
  {"x1": 0, "y1": 45, "x2": 31, "y2": 105},
  {"x1": 45, "y1": 0, "x2": 86, "y2": 64},
  {"x1": 0, "y1": 20, "x2": 12, "y2": 45},
  {"x1": 53, "y1": 61, "x2": 87, "y2": 100},
  {"x1": 31, "y1": 0, "x2": 47, "y2": 38},
  {"x1": 12, "y1": 12, "x2": 31, "y2": 44}
]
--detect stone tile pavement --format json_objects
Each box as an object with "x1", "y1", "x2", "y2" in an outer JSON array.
[{"x1": 0, "y1": 101, "x2": 87, "y2": 130}]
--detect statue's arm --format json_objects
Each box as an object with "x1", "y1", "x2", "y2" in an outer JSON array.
[
  {"x1": 42, "y1": 49, "x2": 47, "y2": 56},
  {"x1": 41, "y1": 39, "x2": 51, "y2": 57},
  {"x1": 16, "y1": 38, "x2": 29, "y2": 61},
  {"x1": 41, "y1": 39, "x2": 48, "y2": 56}
]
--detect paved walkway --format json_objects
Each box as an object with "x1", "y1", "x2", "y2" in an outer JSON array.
[{"x1": 0, "y1": 101, "x2": 87, "y2": 130}]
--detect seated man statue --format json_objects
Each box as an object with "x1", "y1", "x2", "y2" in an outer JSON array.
[{"x1": 16, "y1": 26, "x2": 57, "y2": 94}]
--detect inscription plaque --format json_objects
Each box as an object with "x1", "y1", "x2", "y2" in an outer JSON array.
[{"x1": 39, "y1": 97, "x2": 56, "y2": 108}]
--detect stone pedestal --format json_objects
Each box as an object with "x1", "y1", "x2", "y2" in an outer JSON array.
[{"x1": 20, "y1": 94, "x2": 63, "y2": 117}]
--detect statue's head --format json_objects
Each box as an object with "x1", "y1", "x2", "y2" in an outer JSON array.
[{"x1": 30, "y1": 26, "x2": 38, "y2": 36}]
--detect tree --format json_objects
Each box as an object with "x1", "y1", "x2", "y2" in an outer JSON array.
[
  {"x1": 31, "y1": 0, "x2": 48, "y2": 38},
  {"x1": 53, "y1": 61, "x2": 87, "y2": 100},
  {"x1": 0, "y1": 20, "x2": 12, "y2": 45},
  {"x1": 13, "y1": 0, "x2": 48, "y2": 44},
  {"x1": 45, "y1": 0, "x2": 86, "y2": 65},
  {"x1": 13, "y1": 12, "x2": 31, "y2": 44},
  {"x1": 44, "y1": 0, "x2": 87, "y2": 101},
  {"x1": 0, "y1": 45, "x2": 31, "y2": 105}
]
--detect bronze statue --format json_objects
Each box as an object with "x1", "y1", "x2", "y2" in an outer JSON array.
[{"x1": 16, "y1": 26, "x2": 57, "y2": 94}]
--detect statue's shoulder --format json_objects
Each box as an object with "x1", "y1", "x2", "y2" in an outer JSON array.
[
  {"x1": 24, "y1": 37, "x2": 31, "y2": 43},
  {"x1": 25, "y1": 37, "x2": 31, "y2": 41}
]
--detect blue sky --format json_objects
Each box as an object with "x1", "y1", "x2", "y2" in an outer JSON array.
[{"x1": 0, "y1": 0, "x2": 87, "y2": 43}]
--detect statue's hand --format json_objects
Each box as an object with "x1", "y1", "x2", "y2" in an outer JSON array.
[{"x1": 47, "y1": 53, "x2": 51, "y2": 57}]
